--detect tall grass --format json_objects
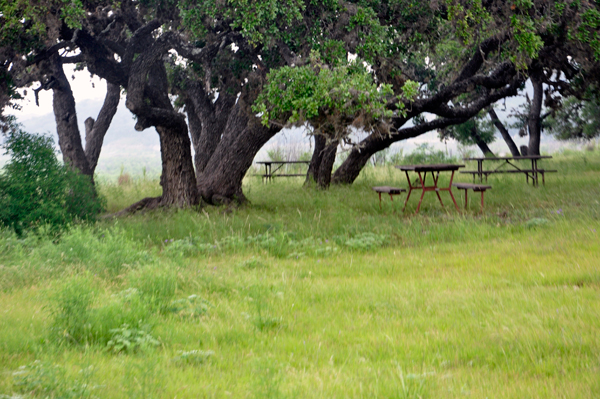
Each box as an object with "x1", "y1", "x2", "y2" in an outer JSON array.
[{"x1": 0, "y1": 149, "x2": 599, "y2": 398}]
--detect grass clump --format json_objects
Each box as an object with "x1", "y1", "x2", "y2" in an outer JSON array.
[
  {"x1": 49, "y1": 277, "x2": 153, "y2": 348},
  {"x1": 11, "y1": 361, "x2": 96, "y2": 399},
  {"x1": 172, "y1": 349, "x2": 214, "y2": 366},
  {"x1": 128, "y1": 266, "x2": 178, "y2": 314}
]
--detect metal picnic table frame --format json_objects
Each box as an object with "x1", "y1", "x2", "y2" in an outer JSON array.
[
  {"x1": 256, "y1": 161, "x2": 310, "y2": 182},
  {"x1": 462, "y1": 155, "x2": 553, "y2": 187},
  {"x1": 395, "y1": 164, "x2": 465, "y2": 213}
]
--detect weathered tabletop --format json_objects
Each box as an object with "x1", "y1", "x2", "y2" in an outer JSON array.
[{"x1": 395, "y1": 164, "x2": 465, "y2": 172}]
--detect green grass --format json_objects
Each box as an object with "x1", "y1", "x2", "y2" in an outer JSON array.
[{"x1": 0, "y1": 150, "x2": 599, "y2": 398}]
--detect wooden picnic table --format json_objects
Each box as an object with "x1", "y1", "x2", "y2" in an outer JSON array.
[
  {"x1": 256, "y1": 161, "x2": 310, "y2": 182},
  {"x1": 395, "y1": 164, "x2": 465, "y2": 213},
  {"x1": 461, "y1": 155, "x2": 555, "y2": 186}
]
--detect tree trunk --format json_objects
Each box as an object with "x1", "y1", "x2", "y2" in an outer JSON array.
[
  {"x1": 470, "y1": 125, "x2": 495, "y2": 157},
  {"x1": 487, "y1": 107, "x2": 520, "y2": 156},
  {"x1": 49, "y1": 53, "x2": 93, "y2": 177},
  {"x1": 156, "y1": 124, "x2": 199, "y2": 207},
  {"x1": 197, "y1": 101, "x2": 281, "y2": 204},
  {"x1": 125, "y1": 49, "x2": 199, "y2": 209},
  {"x1": 84, "y1": 82, "x2": 120, "y2": 173},
  {"x1": 185, "y1": 84, "x2": 236, "y2": 181},
  {"x1": 305, "y1": 135, "x2": 326, "y2": 184},
  {"x1": 332, "y1": 118, "x2": 475, "y2": 185},
  {"x1": 527, "y1": 68, "x2": 544, "y2": 156},
  {"x1": 316, "y1": 141, "x2": 338, "y2": 189}
]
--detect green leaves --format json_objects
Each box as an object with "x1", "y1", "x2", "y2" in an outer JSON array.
[
  {"x1": 0, "y1": 122, "x2": 104, "y2": 235},
  {"x1": 180, "y1": 0, "x2": 305, "y2": 44},
  {"x1": 253, "y1": 51, "x2": 399, "y2": 141}
]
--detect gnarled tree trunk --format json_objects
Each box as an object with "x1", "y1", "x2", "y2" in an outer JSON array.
[
  {"x1": 125, "y1": 45, "x2": 199, "y2": 209},
  {"x1": 185, "y1": 83, "x2": 237, "y2": 181},
  {"x1": 197, "y1": 100, "x2": 280, "y2": 204},
  {"x1": 48, "y1": 53, "x2": 93, "y2": 177}
]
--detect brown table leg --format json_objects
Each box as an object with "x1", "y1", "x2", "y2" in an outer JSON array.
[
  {"x1": 402, "y1": 171, "x2": 414, "y2": 211},
  {"x1": 415, "y1": 172, "x2": 427, "y2": 213}
]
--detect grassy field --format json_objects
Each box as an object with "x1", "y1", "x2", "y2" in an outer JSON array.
[{"x1": 0, "y1": 150, "x2": 599, "y2": 398}]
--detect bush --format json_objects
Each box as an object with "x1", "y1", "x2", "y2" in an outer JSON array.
[{"x1": 0, "y1": 124, "x2": 104, "y2": 235}]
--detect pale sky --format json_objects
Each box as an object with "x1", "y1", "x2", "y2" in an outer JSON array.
[{"x1": 8, "y1": 65, "x2": 108, "y2": 119}]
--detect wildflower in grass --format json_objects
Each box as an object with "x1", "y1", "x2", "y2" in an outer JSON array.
[{"x1": 556, "y1": 208, "x2": 563, "y2": 215}]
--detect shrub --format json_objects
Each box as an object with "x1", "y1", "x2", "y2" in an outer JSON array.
[{"x1": 0, "y1": 124, "x2": 104, "y2": 235}]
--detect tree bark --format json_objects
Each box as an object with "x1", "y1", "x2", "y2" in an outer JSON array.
[
  {"x1": 316, "y1": 140, "x2": 338, "y2": 189},
  {"x1": 185, "y1": 85, "x2": 237, "y2": 181},
  {"x1": 528, "y1": 67, "x2": 544, "y2": 156},
  {"x1": 125, "y1": 38, "x2": 199, "y2": 208},
  {"x1": 156, "y1": 124, "x2": 199, "y2": 207},
  {"x1": 305, "y1": 135, "x2": 326, "y2": 185},
  {"x1": 487, "y1": 107, "x2": 520, "y2": 156},
  {"x1": 470, "y1": 125, "x2": 495, "y2": 157},
  {"x1": 48, "y1": 53, "x2": 93, "y2": 177},
  {"x1": 197, "y1": 100, "x2": 280, "y2": 204},
  {"x1": 84, "y1": 82, "x2": 120, "y2": 173}
]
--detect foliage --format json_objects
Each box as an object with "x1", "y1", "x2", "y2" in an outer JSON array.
[
  {"x1": 439, "y1": 112, "x2": 496, "y2": 147},
  {"x1": 0, "y1": 124, "x2": 104, "y2": 235},
  {"x1": 546, "y1": 96, "x2": 600, "y2": 141},
  {"x1": 253, "y1": 51, "x2": 407, "y2": 143},
  {"x1": 400, "y1": 143, "x2": 457, "y2": 165},
  {"x1": 106, "y1": 324, "x2": 159, "y2": 354}
]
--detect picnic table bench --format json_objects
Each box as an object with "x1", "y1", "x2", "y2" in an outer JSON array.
[
  {"x1": 452, "y1": 182, "x2": 492, "y2": 210},
  {"x1": 371, "y1": 186, "x2": 406, "y2": 208},
  {"x1": 256, "y1": 161, "x2": 310, "y2": 182},
  {"x1": 461, "y1": 155, "x2": 556, "y2": 186}
]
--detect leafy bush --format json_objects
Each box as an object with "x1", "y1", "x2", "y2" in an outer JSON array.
[{"x1": 0, "y1": 124, "x2": 104, "y2": 235}]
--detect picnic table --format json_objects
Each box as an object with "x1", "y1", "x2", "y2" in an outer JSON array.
[
  {"x1": 461, "y1": 155, "x2": 556, "y2": 186},
  {"x1": 256, "y1": 161, "x2": 310, "y2": 182},
  {"x1": 395, "y1": 164, "x2": 464, "y2": 213}
]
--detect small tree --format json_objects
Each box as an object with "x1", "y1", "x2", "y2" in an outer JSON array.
[{"x1": 0, "y1": 122, "x2": 104, "y2": 235}]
